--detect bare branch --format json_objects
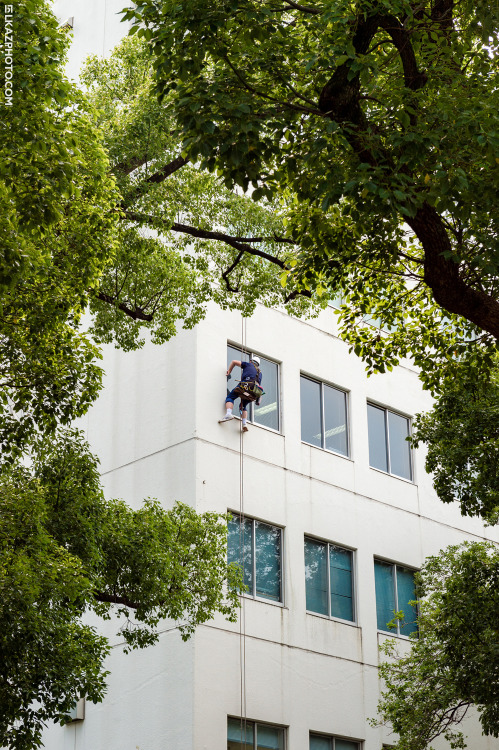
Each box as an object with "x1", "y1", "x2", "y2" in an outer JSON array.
[
  {"x1": 121, "y1": 155, "x2": 190, "y2": 208},
  {"x1": 222, "y1": 250, "x2": 244, "y2": 292},
  {"x1": 224, "y1": 55, "x2": 322, "y2": 116},
  {"x1": 281, "y1": 0, "x2": 321, "y2": 14},
  {"x1": 121, "y1": 210, "x2": 289, "y2": 267},
  {"x1": 94, "y1": 290, "x2": 154, "y2": 322},
  {"x1": 111, "y1": 155, "x2": 149, "y2": 176}
]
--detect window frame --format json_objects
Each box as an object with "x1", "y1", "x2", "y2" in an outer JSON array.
[
  {"x1": 228, "y1": 717, "x2": 287, "y2": 749},
  {"x1": 228, "y1": 511, "x2": 284, "y2": 606},
  {"x1": 374, "y1": 558, "x2": 418, "y2": 637},
  {"x1": 304, "y1": 535, "x2": 356, "y2": 625},
  {"x1": 227, "y1": 342, "x2": 281, "y2": 433},
  {"x1": 309, "y1": 732, "x2": 361, "y2": 750},
  {"x1": 367, "y1": 401, "x2": 413, "y2": 481},
  {"x1": 300, "y1": 373, "x2": 350, "y2": 458}
]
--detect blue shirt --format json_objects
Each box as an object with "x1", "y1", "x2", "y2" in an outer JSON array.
[{"x1": 240, "y1": 361, "x2": 262, "y2": 384}]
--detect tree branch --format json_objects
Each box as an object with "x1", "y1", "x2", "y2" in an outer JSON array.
[
  {"x1": 95, "y1": 591, "x2": 140, "y2": 609},
  {"x1": 121, "y1": 155, "x2": 190, "y2": 208},
  {"x1": 222, "y1": 250, "x2": 244, "y2": 292},
  {"x1": 378, "y1": 15, "x2": 428, "y2": 91},
  {"x1": 111, "y1": 154, "x2": 149, "y2": 176},
  {"x1": 281, "y1": 0, "x2": 321, "y2": 16},
  {"x1": 94, "y1": 290, "x2": 154, "y2": 322},
  {"x1": 121, "y1": 210, "x2": 289, "y2": 267}
]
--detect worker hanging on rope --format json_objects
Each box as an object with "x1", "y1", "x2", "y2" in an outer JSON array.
[{"x1": 219, "y1": 355, "x2": 264, "y2": 432}]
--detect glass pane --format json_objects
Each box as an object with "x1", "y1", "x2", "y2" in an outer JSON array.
[
  {"x1": 388, "y1": 411, "x2": 412, "y2": 480},
  {"x1": 310, "y1": 735, "x2": 331, "y2": 750},
  {"x1": 257, "y1": 724, "x2": 284, "y2": 749},
  {"x1": 305, "y1": 538, "x2": 328, "y2": 615},
  {"x1": 335, "y1": 741, "x2": 359, "y2": 750},
  {"x1": 255, "y1": 522, "x2": 281, "y2": 601},
  {"x1": 396, "y1": 567, "x2": 417, "y2": 636},
  {"x1": 228, "y1": 515, "x2": 254, "y2": 595},
  {"x1": 254, "y1": 357, "x2": 279, "y2": 431},
  {"x1": 301, "y1": 377, "x2": 322, "y2": 448},
  {"x1": 227, "y1": 345, "x2": 243, "y2": 388},
  {"x1": 374, "y1": 560, "x2": 395, "y2": 632},
  {"x1": 367, "y1": 404, "x2": 388, "y2": 472},
  {"x1": 324, "y1": 385, "x2": 348, "y2": 456},
  {"x1": 228, "y1": 718, "x2": 254, "y2": 749},
  {"x1": 227, "y1": 345, "x2": 254, "y2": 418},
  {"x1": 329, "y1": 546, "x2": 353, "y2": 621}
]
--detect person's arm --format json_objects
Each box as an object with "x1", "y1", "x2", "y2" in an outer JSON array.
[{"x1": 227, "y1": 360, "x2": 242, "y2": 377}]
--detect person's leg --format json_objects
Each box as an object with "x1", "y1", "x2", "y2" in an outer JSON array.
[
  {"x1": 220, "y1": 392, "x2": 236, "y2": 421},
  {"x1": 241, "y1": 402, "x2": 249, "y2": 431}
]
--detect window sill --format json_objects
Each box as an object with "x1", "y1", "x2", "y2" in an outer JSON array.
[
  {"x1": 241, "y1": 594, "x2": 285, "y2": 608},
  {"x1": 377, "y1": 629, "x2": 416, "y2": 641},
  {"x1": 232, "y1": 414, "x2": 282, "y2": 437},
  {"x1": 306, "y1": 610, "x2": 359, "y2": 629},
  {"x1": 301, "y1": 441, "x2": 353, "y2": 462},
  {"x1": 369, "y1": 465, "x2": 415, "y2": 484}
]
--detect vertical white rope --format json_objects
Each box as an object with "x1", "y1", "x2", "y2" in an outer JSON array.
[{"x1": 239, "y1": 315, "x2": 248, "y2": 744}]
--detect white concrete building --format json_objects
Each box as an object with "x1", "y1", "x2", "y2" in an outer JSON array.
[{"x1": 45, "y1": 4, "x2": 499, "y2": 749}]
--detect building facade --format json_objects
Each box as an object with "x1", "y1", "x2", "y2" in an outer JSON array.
[
  {"x1": 45, "y1": 4, "x2": 499, "y2": 748},
  {"x1": 41, "y1": 301, "x2": 499, "y2": 750}
]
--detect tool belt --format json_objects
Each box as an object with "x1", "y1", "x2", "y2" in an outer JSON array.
[{"x1": 233, "y1": 380, "x2": 264, "y2": 402}]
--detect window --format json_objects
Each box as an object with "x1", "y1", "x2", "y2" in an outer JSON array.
[
  {"x1": 304, "y1": 538, "x2": 354, "y2": 622},
  {"x1": 227, "y1": 345, "x2": 280, "y2": 431},
  {"x1": 228, "y1": 513, "x2": 282, "y2": 603},
  {"x1": 228, "y1": 718, "x2": 285, "y2": 749},
  {"x1": 300, "y1": 376, "x2": 349, "y2": 456},
  {"x1": 367, "y1": 403, "x2": 412, "y2": 480},
  {"x1": 310, "y1": 734, "x2": 359, "y2": 750},
  {"x1": 374, "y1": 560, "x2": 417, "y2": 636}
]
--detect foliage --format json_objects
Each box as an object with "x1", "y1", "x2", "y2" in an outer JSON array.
[
  {"x1": 0, "y1": 429, "x2": 240, "y2": 750},
  {"x1": 412, "y1": 359, "x2": 499, "y2": 524},
  {"x1": 123, "y1": 0, "x2": 499, "y2": 387},
  {"x1": 374, "y1": 543, "x2": 499, "y2": 749},
  {"x1": 80, "y1": 35, "x2": 317, "y2": 351},
  {"x1": 0, "y1": 0, "x2": 120, "y2": 458}
]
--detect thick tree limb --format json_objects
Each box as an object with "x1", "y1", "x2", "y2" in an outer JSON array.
[
  {"x1": 122, "y1": 210, "x2": 289, "y2": 267},
  {"x1": 111, "y1": 154, "x2": 149, "y2": 176},
  {"x1": 407, "y1": 203, "x2": 499, "y2": 339},
  {"x1": 95, "y1": 592, "x2": 140, "y2": 609},
  {"x1": 378, "y1": 15, "x2": 427, "y2": 90},
  {"x1": 94, "y1": 290, "x2": 154, "y2": 322},
  {"x1": 281, "y1": 0, "x2": 321, "y2": 16},
  {"x1": 121, "y1": 155, "x2": 190, "y2": 208}
]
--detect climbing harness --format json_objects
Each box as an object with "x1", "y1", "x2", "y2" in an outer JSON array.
[{"x1": 232, "y1": 376, "x2": 264, "y2": 403}]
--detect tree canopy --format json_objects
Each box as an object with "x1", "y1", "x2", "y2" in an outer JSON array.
[
  {"x1": 0, "y1": 429, "x2": 240, "y2": 750},
  {"x1": 374, "y1": 542, "x2": 499, "y2": 750},
  {"x1": 3, "y1": 1, "x2": 499, "y2": 747},
  {"x1": 80, "y1": 34, "x2": 315, "y2": 352},
  {"x1": 0, "y1": 0, "x2": 119, "y2": 458},
  {"x1": 412, "y1": 359, "x2": 499, "y2": 525},
  {"x1": 123, "y1": 0, "x2": 499, "y2": 387}
]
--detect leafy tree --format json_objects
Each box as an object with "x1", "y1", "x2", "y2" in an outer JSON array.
[
  {"x1": 0, "y1": 429, "x2": 240, "y2": 750},
  {"x1": 374, "y1": 543, "x2": 499, "y2": 750},
  {"x1": 0, "y1": 1, "x2": 315, "y2": 461},
  {"x1": 122, "y1": 0, "x2": 499, "y2": 386},
  {"x1": 80, "y1": 34, "x2": 315, "y2": 352},
  {"x1": 412, "y1": 360, "x2": 499, "y2": 525},
  {"x1": 0, "y1": 0, "x2": 119, "y2": 458}
]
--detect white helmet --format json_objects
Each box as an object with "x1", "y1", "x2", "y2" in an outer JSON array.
[{"x1": 251, "y1": 355, "x2": 261, "y2": 367}]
